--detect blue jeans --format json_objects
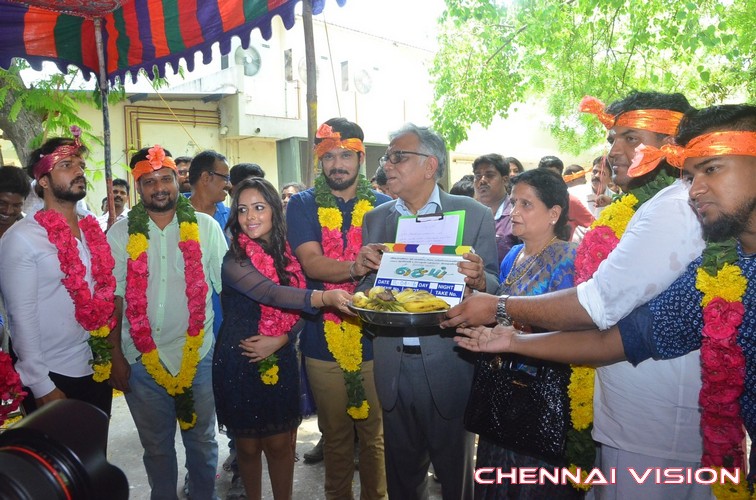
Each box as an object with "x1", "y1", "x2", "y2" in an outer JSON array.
[{"x1": 125, "y1": 352, "x2": 218, "y2": 500}]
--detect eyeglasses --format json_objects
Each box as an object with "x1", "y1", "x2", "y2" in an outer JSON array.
[
  {"x1": 209, "y1": 171, "x2": 231, "y2": 183},
  {"x1": 378, "y1": 151, "x2": 430, "y2": 168}
]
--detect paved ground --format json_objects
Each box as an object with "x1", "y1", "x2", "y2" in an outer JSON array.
[{"x1": 107, "y1": 393, "x2": 443, "y2": 499}]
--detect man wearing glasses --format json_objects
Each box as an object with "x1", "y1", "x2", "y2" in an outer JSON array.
[
  {"x1": 188, "y1": 150, "x2": 230, "y2": 340},
  {"x1": 355, "y1": 124, "x2": 499, "y2": 500},
  {"x1": 188, "y1": 150, "x2": 232, "y2": 232}
]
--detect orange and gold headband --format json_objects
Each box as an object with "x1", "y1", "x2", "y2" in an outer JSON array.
[
  {"x1": 313, "y1": 123, "x2": 365, "y2": 159},
  {"x1": 579, "y1": 96, "x2": 684, "y2": 135},
  {"x1": 628, "y1": 131, "x2": 756, "y2": 177},
  {"x1": 131, "y1": 145, "x2": 178, "y2": 181}
]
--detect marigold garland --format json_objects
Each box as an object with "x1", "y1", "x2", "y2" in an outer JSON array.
[
  {"x1": 34, "y1": 210, "x2": 117, "y2": 382},
  {"x1": 711, "y1": 467, "x2": 752, "y2": 500},
  {"x1": 238, "y1": 233, "x2": 305, "y2": 385},
  {"x1": 567, "y1": 170, "x2": 675, "y2": 490},
  {"x1": 315, "y1": 174, "x2": 375, "y2": 419},
  {"x1": 695, "y1": 238, "x2": 749, "y2": 499},
  {"x1": 124, "y1": 196, "x2": 208, "y2": 430}
]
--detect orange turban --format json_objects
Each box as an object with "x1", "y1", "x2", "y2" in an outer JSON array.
[
  {"x1": 313, "y1": 123, "x2": 365, "y2": 159},
  {"x1": 131, "y1": 145, "x2": 178, "y2": 181}
]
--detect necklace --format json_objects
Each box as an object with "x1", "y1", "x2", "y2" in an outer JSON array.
[
  {"x1": 504, "y1": 236, "x2": 558, "y2": 287},
  {"x1": 34, "y1": 210, "x2": 117, "y2": 382},
  {"x1": 124, "y1": 196, "x2": 207, "y2": 430},
  {"x1": 238, "y1": 233, "x2": 305, "y2": 385}
]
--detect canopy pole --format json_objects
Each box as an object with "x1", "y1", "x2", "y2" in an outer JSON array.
[
  {"x1": 94, "y1": 17, "x2": 114, "y2": 229},
  {"x1": 303, "y1": 0, "x2": 317, "y2": 188}
]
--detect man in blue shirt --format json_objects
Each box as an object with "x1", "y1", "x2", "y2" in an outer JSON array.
[{"x1": 287, "y1": 117, "x2": 391, "y2": 499}]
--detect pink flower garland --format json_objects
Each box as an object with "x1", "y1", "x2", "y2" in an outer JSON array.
[
  {"x1": 34, "y1": 210, "x2": 117, "y2": 380},
  {"x1": 320, "y1": 225, "x2": 362, "y2": 295},
  {"x1": 0, "y1": 350, "x2": 26, "y2": 425},
  {"x1": 238, "y1": 233, "x2": 305, "y2": 336},
  {"x1": 574, "y1": 226, "x2": 619, "y2": 284},
  {"x1": 322, "y1": 224, "x2": 362, "y2": 317},
  {"x1": 699, "y1": 296, "x2": 746, "y2": 470},
  {"x1": 126, "y1": 241, "x2": 207, "y2": 351},
  {"x1": 34, "y1": 211, "x2": 117, "y2": 332}
]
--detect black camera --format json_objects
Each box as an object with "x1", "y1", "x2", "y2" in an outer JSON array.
[{"x1": 0, "y1": 399, "x2": 128, "y2": 499}]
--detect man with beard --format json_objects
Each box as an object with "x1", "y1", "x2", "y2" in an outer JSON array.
[
  {"x1": 97, "y1": 178, "x2": 130, "y2": 231},
  {"x1": 0, "y1": 132, "x2": 115, "y2": 418},
  {"x1": 176, "y1": 155, "x2": 193, "y2": 195},
  {"x1": 286, "y1": 118, "x2": 391, "y2": 499},
  {"x1": 107, "y1": 146, "x2": 227, "y2": 499},
  {"x1": 445, "y1": 92, "x2": 713, "y2": 499},
  {"x1": 454, "y1": 103, "x2": 756, "y2": 496}
]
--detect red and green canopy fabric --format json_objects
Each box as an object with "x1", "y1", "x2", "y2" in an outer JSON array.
[{"x1": 0, "y1": 0, "x2": 342, "y2": 84}]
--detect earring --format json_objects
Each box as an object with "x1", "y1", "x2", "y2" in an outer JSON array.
[{"x1": 550, "y1": 220, "x2": 556, "y2": 225}]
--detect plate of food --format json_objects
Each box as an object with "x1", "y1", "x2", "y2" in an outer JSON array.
[{"x1": 348, "y1": 287, "x2": 450, "y2": 328}]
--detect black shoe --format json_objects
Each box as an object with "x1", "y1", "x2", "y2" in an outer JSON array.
[{"x1": 303, "y1": 437, "x2": 324, "y2": 463}]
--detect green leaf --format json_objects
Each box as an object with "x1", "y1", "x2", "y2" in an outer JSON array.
[{"x1": 432, "y1": 0, "x2": 753, "y2": 153}]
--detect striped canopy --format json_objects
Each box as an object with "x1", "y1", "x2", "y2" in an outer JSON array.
[{"x1": 0, "y1": 0, "x2": 342, "y2": 84}]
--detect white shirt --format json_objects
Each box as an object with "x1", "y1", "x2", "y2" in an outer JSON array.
[
  {"x1": 577, "y1": 180, "x2": 705, "y2": 329},
  {"x1": 577, "y1": 179, "x2": 707, "y2": 461},
  {"x1": 107, "y1": 211, "x2": 226, "y2": 375},
  {"x1": 97, "y1": 208, "x2": 129, "y2": 231},
  {"x1": 394, "y1": 185, "x2": 442, "y2": 346},
  {"x1": 0, "y1": 212, "x2": 96, "y2": 397}
]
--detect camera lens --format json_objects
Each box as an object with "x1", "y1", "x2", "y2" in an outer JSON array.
[{"x1": 0, "y1": 399, "x2": 128, "y2": 500}]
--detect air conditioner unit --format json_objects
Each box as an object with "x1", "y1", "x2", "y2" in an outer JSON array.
[
  {"x1": 298, "y1": 57, "x2": 320, "y2": 83},
  {"x1": 353, "y1": 68, "x2": 373, "y2": 94},
  {"x1": 235, "y1": 46, "x2": 262, "y2": 77}
]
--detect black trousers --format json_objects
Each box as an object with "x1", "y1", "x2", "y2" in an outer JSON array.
[{"x1": 22, "y1": 371, "x2": 113, "y2": 418}]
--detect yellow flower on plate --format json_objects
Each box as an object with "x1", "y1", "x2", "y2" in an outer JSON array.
[
  {"x1": 318, "y1": 207, "x2": 342, "y2": 231},
  {"x1": 126, "y1": 233, "x2": 149, "y2": 260},
  {"x1": 697, "y1": 264, "x2": 748, "y2": 307}
]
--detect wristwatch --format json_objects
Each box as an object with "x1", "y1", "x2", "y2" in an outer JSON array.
[{"x1": 496, "y1": 295, "x2": 513, "y2": 326}]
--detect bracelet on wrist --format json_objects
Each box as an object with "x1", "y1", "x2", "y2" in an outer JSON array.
[{"x1": 349, "y1": 261, "x2": 360, "y2": 283}]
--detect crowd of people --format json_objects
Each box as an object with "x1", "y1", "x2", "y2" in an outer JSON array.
[{"x1": 0, "y1": 91, "x2": 753, "y2": 500}]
